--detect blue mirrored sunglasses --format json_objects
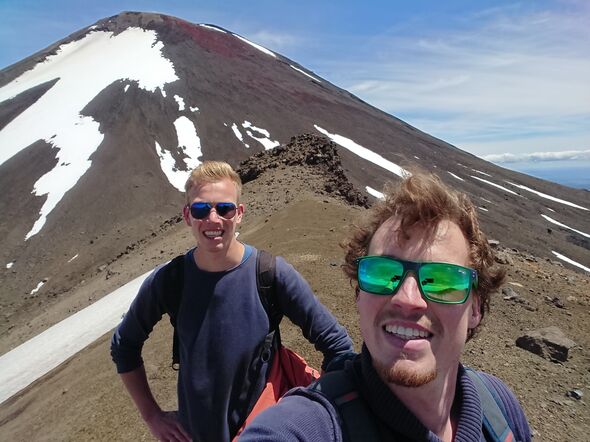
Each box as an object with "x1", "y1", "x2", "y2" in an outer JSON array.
[{"x1": 189, "y1": 202, "x2": 237, "y2": 220}]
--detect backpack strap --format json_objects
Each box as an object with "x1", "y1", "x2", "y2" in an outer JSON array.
[
  {"x1": 158, "y1": 254, "x2": 185, "y2": 370},
  {"x1": 305, "y1": 367, "x2": 382, "y2": 442},
  {"x1": 465, "y1": 368, "x2": 515, "y2": 442},
  {"x1": 229, "y1": 249, "x2": 282, "y2": 437},
  {"x1": 253, "y1": 248, "x2": 281, "y2": 381},
  {"x1": 291, "y1": 364, "x2": 514, "y2": 442},
  {"x1": 256, "y1": 249, "x2": 282, "y2": 332}
]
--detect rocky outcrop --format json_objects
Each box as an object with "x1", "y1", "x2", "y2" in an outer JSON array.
[{"x1": 238, "y1": 134, "x2": 369, "y2": 207}]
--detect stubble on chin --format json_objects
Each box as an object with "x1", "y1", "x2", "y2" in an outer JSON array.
[{"x1": 375, "y1": 356, "x2": 437, "y2": 388}]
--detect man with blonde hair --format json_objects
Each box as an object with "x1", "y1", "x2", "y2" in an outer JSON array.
[
  {"x1": 241, "y1": 172, "x2": 531, "y2": 441},
  {"x1": 111, "y1": 161, "x2": 353, "y2": 441}
]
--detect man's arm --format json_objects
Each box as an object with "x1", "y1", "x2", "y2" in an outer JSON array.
[
  {"x1": 111, "y1": 262, "x2": 191, "y2": 440},
  {"x1": 274, "y1": 257, "x2": 354, "y2": 369},
  {"x1": 120, "y1": 366, "x2": 191, "y2": 442}
]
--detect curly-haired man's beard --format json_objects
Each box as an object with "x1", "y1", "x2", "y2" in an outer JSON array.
[{"x1": 375, "y1": 356, "x2": 437, "y2": 387}]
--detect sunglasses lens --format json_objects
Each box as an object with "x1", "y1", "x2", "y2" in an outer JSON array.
[
  {"x1": 215, "y1": 202, "x2": 237, "y2": 219},
  {"x1": 358, "y1": 257, "x2": 404, "y2": 295},
  {"x1": 190, "y1": 202, "x2": 212, "y2": 219},
  {"x1": 419, "y1": 263, "x2": 472, "y2": 303},
  {"x1": 189, "y1": 202, "x2": 237, "y2": 219}
]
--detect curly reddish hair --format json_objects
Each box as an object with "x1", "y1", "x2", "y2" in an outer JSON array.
[{"x1": 342, "y1": 172, "x2": 505, "y2": 339}]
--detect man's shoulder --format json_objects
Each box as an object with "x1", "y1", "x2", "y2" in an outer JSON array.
[{"x1": 239, "y1": 388, "x2": 340, "y2": 441}]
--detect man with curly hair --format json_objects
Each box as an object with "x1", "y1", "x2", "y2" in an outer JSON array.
[{"x1": 240, "y1": 172, "x2": 531, "y2": 441}]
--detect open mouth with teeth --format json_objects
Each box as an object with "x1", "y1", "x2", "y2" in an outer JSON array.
[
  {"x1": 203, "y1": 230, "x2": 223, "y2": 238},
  {"x1": 384, "y1": 324, "x2": 432, "y2": 340}
]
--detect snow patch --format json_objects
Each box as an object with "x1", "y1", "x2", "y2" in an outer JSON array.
[
  {"x1": 233, "y1": 34, "x2": 276, "y2": 58},
  {"x1": 0, "y1": 28, "x2": 178, "y2": 240},
  {"x1": 242, "y1": 121, "x2": 279, "y2": 150},
  {"x1": 551, "y1": 251, "x2": 589, "y2": 273},
  {"x1": 414, "y1": 156, "x2": 420, "y2": 160},
  {"x1": 6, "y1": 262, "x2": 14, "y2": 269},
  {"x1": 478, "y1": 207, "x2": 489, "y2": 212},
  {"x1": 448, "y1": 172, "x2": 464, "y2": 181},
  {"x1": 155, "y1": 117, "x2": 202, "y2": 191},
  {"x1": 542, "y1": 214, "x2": 589, "y2": 238},
  {"x1": 506, "y1": 182, "x2": 588, "y2": 211},
  {"x1": 190, "y1": 106, "x2": 199, "y2": 112},
  {"x1": 0, "y1": 268, "x2": 152, "y2": 404},
  {"x1": 472, "y1": 169, "x2": 492, "y2": 177},
  {"x1": 199, "y1": 24, "x2": 227, "y2": 33},
  {"x1": 30, "y1": 281, "x2": 45, "y2": 295},
  {"x1": 366, "y1": 186, "x2": 384, "y2": 199},
  {"x1": 289, "y1": 65, "x2": 321, "y2": 82},
  {"x1": 231, "y1": 123, "x2": 250, "y2": 148},
  {"x1": 315, "y1": 125, "x2": 408, "y2": 178},
  {"x1": 124, "y1": 85, "x2": 130, "y2": 92},
  {"x1": 174, "y1": 95, "x2": 186, "y2": 111},
  {"x1": 470, "y1": 176, "x2": 519, "y2": 195}
]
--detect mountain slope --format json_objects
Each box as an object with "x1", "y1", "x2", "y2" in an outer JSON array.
[
  {"x1": 0, "y1": 159, "x2": 588, "y2": 442},
  {"x1": 0, "y1": 11, "x2": 588, "y2": 350}
]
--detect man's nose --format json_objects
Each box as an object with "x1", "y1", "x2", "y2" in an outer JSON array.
[
  {"x1": 390, "y1": 272, "x2": 428, "y2": 310},
  {"x1": 205, "y1": 208, "x2": 221, "y2": 221}
]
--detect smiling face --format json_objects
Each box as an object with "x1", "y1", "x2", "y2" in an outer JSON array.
[
  {"x1": 183, "y1": 178, "x2": 244, "y2": 265},
  {"x1": 357, "y1": 216, "x2": 481, "y2": 388}
]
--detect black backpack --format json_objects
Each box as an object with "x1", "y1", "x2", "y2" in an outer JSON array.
[
  {"x1": 156, "y1": 249, "x2": 282, "y2": 435},
  {"x1": 289, "y1": 362, "x2": 515, "y2": 442}
]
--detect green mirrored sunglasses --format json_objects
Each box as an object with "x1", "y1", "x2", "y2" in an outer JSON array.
[{"x1": 356, "y1": 256, "x2": 478, "y2": 304}]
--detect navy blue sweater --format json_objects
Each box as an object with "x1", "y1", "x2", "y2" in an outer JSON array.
[
  {"x1": 111, "y1": 246, "x2": 353, "y2": 441},
  {"x1": 239, "y1": 345, "x2": 531, "y2": 441}
]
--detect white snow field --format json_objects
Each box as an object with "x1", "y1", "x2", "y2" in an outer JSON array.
[
  {"x1": 0, "y1": 28, "x2": 178, "y2": 240},
  {"x1": 0, "y1": 269, "x2": 152, "y2": 405}
]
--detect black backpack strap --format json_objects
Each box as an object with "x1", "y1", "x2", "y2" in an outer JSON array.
[
  {"x1": 158, "y1": 254, "x2": 185, "y2": 370},
  {"x1": 465, "y1": 369, "x2": 515, "y2": 442},
  {"x1": 304, "y1": 367, "x2": 383, "y2": 442},
  {"x1": 256, "y1": 249, "x2": 282, "y2": 332},
  {"x1": 229, "y1": 249, "x2": 282, "y2": 437}
]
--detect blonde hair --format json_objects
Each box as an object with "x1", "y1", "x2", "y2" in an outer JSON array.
[
  {"x1": 342, "y1": 171, "x2": 505, "y2": 340},
  {"x1": 184, "y1": 161, "x2": 242, "y2": 204}
]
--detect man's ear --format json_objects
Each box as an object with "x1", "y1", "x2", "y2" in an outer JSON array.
[
  {"x1": 235, "y1": 203, "x2": 245, "y2": 224},
  {"x1": 182, "y1": 205, "x2": 192, "y2": 226},
  {"x1": 468, "y1": 294, "x2": 482, "y2": 329}
]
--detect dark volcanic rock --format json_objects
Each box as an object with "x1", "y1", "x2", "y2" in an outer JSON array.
[
  {"x1": 238, "y1": 134, "x2": 369, "y2": 208},
  {"x1": 516, "y1": 326, "x2": 576, "y2": 362}
]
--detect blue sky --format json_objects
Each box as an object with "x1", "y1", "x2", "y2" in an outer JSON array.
[{"x1": 1, "y1": 0, "x2": 589, "y2": 166}]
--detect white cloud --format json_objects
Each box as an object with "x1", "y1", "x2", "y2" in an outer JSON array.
[
  {"x1": 332, "y1": 5, "x2": 590, "y2": 156},
  {"x1": 483, "y1": 149, "x2": 590, "y2": 163}
]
